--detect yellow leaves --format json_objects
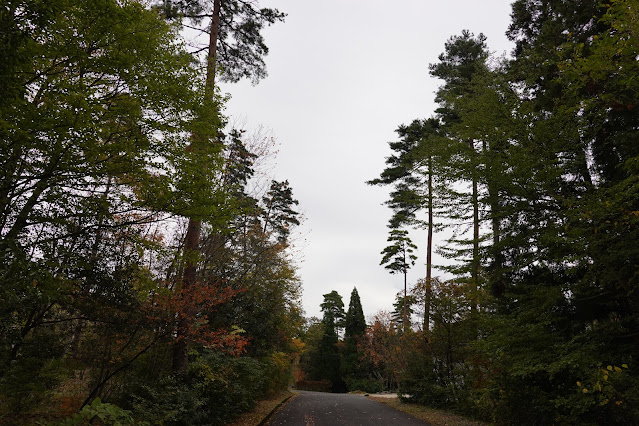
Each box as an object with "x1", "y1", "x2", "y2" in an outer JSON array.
[
  {"x1": 578, "y1": 362, "x2": 631, "y2": 409},
  {"x1": 230, "y1": 325, "x2": 246, "y2": 335}
]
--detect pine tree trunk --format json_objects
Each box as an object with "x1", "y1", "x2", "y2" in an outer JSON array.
[
  {"x1": 172, "y1": 0, "x2": 221, "y2": 374},
  {"x1": 403, "y1": 255, "x2": 408, "y2": 335},
  {"x1": 470, "y1": 141, "x2": 480, "y2": 338},
  {"x1": 483, "y1": 140, "x2": 503, "y2": 299},
  {"x1": 424, "y1": 155, "x2": 433, "y2": 335}
]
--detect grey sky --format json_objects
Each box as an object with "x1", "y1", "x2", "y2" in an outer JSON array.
[{"x1": 220, "y1": 1, "x2": 515, "y2": 319}]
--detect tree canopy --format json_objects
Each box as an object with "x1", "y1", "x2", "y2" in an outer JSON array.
[
  {"x1": 0, "y1": 0, "x2": 301, "y2": 423},
  {"x1": 369, "y1": 1, "x2": 639, "y2": 423}
]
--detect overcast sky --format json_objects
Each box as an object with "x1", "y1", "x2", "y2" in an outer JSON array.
[{"x1": 219, "y1": 1, "x2": 515, "y2": 320}]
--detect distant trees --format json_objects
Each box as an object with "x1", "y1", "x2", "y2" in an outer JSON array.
[
  {"x1": 342, "y1": 288, "x2": 366, "y2": 386},
  {"x1": 300, "y1": 288, "x2": 385, "y2": 393}
]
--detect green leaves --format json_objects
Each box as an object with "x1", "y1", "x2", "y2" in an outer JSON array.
[
  {"x1": 370, "y1": 2, "x2": 639, "y2": 423},
  {"x1": 380, "y1": 229, "x2": 417, "y2": 275}
]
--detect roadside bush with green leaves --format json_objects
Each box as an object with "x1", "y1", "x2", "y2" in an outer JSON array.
[
  {"x1": 127, "y1": 375, "x2": 205, "y2": 425},
  {"x1": 0, "y1": 332, "x2": 67, "y2": 417},
  {"x1": 345, "y1": 377, "x2": 384, "y2": 394},
  {"x1": 127, "y1": 349, "x2": 291, "y2": 425},
  {"x1": 262, "y1": 352, "x2": 293, "y2": 394},
  {"x1": 568, "y1": 363, "x2": 639, "y2": 424},
  {"x1": 53, "y1": 398, "x2": 134, "y2": 426}
]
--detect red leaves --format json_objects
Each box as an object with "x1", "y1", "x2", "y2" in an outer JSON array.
[{"x1": 144, "y1": 281, "x2": 249, "y2": 355}]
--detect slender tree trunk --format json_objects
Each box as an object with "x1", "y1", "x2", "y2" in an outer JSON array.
[
  {"x1": 483, "y1": 141, "x2": 504, "y2": 299},
  {"x1": 490, "y1": 204, "x2": 502, "y2": 294},
  {"x1": 403, "y1": 257, "x2": 408, "y2": 335},
  {"x1": 172, "y1": 0, "x2": 221, "y2": 374},
  {"x1": 469, "y1": 140, "x2": 480, "y2": 338},
  {"x1": 424, "y1": 155, "x2": 433, "y2": 335}
]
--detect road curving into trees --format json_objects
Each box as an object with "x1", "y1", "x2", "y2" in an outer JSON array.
[{"x1": 266, "y1": 390, "x2": 430, "y2": 426}]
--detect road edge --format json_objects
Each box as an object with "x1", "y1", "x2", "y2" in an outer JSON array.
[{"x1": 257, "y1": 391, "x2": 297, "y2": 426}]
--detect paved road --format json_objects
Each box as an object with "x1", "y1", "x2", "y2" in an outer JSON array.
[{"x1": 266, "y1": 391, "x2": 430, "y2": 426}]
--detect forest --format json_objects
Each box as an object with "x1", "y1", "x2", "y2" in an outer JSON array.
[
  {"x1": 1, "y1": 0, "x2": 638, "y2": 425},
  {"x1": 363, "y1": 0, "x2": 639, "y2": 424},
  {"x1": 1, "y1": 0, "x2": 302, "y2": 424}
]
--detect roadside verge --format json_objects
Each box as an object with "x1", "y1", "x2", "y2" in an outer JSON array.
[
  {"x1": 227, "y1": 390, "x2": 295, "y2": 426},
  {"x1": 367, "y1": 396, "x2": 487, "y2": 426}
]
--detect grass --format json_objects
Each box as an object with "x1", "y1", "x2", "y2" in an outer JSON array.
[
  {"x1": 226, "y1": 389, "x2": 295, "y2": 426},
  {"x1": 368, "y1": 396, "x2": 488, "y2": 426}
]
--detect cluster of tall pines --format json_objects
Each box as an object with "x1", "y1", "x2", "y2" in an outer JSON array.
[
  {"x1": 370, "y1": 0, "x2": 639, "y2": 424},
  {"x1": 0, "y1": 0, "x2": 304, "y2": 424}
]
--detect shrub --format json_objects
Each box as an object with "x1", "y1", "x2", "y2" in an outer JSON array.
[
  {"x1": 345, "y1": 377, "x2": 384, "y2": 394},
  {"x1": 294, "y1": 380, "x2": 331, "y2": 393},
  {"x1": 54, "y1": 398, "x2": 134, "y2": 426},
  {"x1": 127, "y1": 349, "x2": 294, "y2": 425}
]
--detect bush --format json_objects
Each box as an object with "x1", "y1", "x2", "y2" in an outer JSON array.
[
  {"x1": 0, "y1": 333, "x2": 67, "y2": 417},
  {"x1": 55, "y1": 398, "x2": 134, "y2": 426},
  {"x1": 294, "y1": 380, "x2": 331, "y2": 393},
  {"x1": 263, "y1": 352, "x2": 293, "y2": 394},
  {"x1": 126, "y1": 349, "x2": 294, "y2": 425},
  {"x1": 345, "y1": 377, "x2": 384, "y2": 394}
]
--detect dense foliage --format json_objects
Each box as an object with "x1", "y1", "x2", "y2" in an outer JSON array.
[
  {"x1": 370, "y1": 0, "x2": 639, "y2": 424},
  {"x1": 0, "y1": 0, "x2": 300, "y2": 424}
]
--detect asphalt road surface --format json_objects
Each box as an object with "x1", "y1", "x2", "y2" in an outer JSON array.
[{"x1": 266, "y1": 391, "x2": 431, "y2": 426}]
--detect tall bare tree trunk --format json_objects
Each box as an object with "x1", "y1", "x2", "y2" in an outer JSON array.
[
  {"x1": 403, "y1": 251, "x2": 408, "y2": 335},
  {"x1": 424, "y1": 155, "x2": 433, "y2": 336},
  {"x1": 172, "y1": 0, "x2": 221, "y2": 375},
  {"x1": 469, "y1": 140, "x2": 480, "y2": 339},
  {"x1": 483, "y1": 140, "x2": 504, "y2": 299}
]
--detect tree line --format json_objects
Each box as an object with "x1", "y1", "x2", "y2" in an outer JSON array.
[
  {"x1": 365, "y1": 0, "x2": 639, "y2": 424},
  {"x1": 0, "y1": 0, "x2": 303, "y2": 424}
]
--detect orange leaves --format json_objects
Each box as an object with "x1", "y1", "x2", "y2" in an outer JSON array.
[{"x1": 144, "y1": 280, "x2": 249, "y2": 355}]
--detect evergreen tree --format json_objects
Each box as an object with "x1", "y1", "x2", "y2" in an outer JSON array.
[
  {"x1": 369, "y1": 118, "x2": 449, "y2": 332},
  {"x1": 429, "y1": 30, "x2": 490, "y2": 318},
  {"x1": 307, "y1": 291, "x2": 346, "y2": 392},
  {"x1": 344, "y1": 288, "x2": 366, "y2": 339},
  {"x1": 370, "y1": 3, "x2": 639, "y2": 423},
  {"x1": 320, "y1": 290, "x2": 346, "y2": 336},
  {"x1": 391, "y1": 295, "x2": 415, "y2": 333},
  {"x1": 261, "y1": 180, "x2": 301, "y2": 244},
  {"x1": 342, "y1": 288, "x2": 366, "y2": 383},
  {"x1": 380, "y1": 229, "x2": 417, "y2": 334}
]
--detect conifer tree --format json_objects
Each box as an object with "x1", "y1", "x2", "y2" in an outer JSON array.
[
  {"x1": 370, "y1": 118, "x2": 448, "y2": 332},
  {"x1": 428, "y1": 30, "x2": 490, "y2": 318},
  {"x1": 320, "y1": 290, "x2": 346, "y2": 336},
  {"x1": 380, "y1": 229, "x2": 417, "y2": 334},
  {"x1": 342, "y1": 288, "x2": 366, "y2": 381}
]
